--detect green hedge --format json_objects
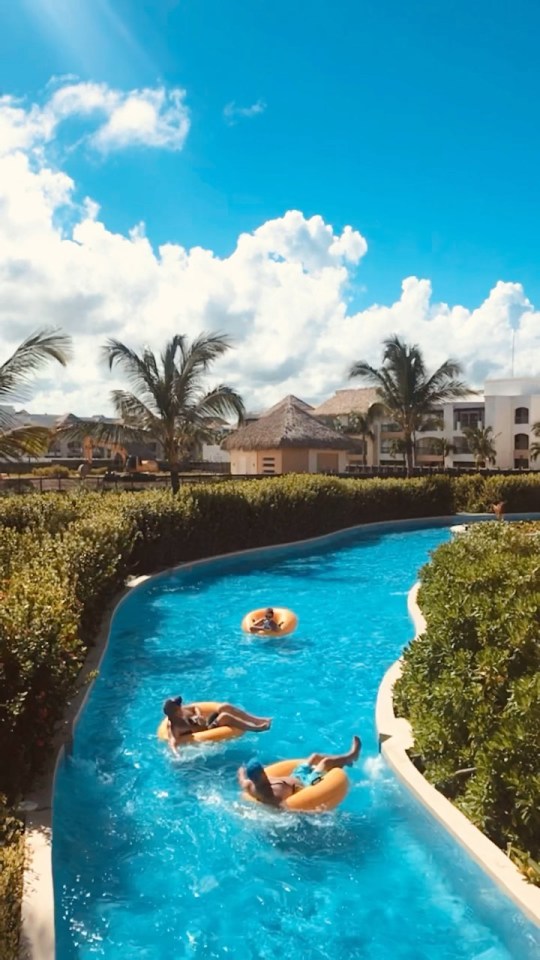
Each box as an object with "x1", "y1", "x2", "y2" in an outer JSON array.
[
  {"x1": 1, "y1": 472, "x2": 539, "y2": 955},
  {"x1": 394, "y1": 522, "x2": 540, "y2": 884},
  {"x1": 0, "y1": 802, "x2": 23, "y2": 960},
  {"x1": 0, "y1": 474, "x2": 453, "y2": 801}
]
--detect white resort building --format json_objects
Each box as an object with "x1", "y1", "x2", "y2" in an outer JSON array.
[{"x1": 4, "y1": 377, "x2": 540, "y2": 475}]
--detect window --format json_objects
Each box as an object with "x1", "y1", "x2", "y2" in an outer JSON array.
[
  {"x1": 452, "y1": 436, "x2": 470, "y2": 454},
  {"x1": 514, "y1": 433, "x2": 529, "y2": 451},
  {"x1": 515, "y1": 407, "x2": 529, "y2": 425},
  {"x1": 454, "y1": 408, "x2": 484, "y2": 430},
  {"x1": 261, "y1": 456, "x2": 276, "y2": 474},
  {"x1": 380, "y1": 422, "x2": 400, "y2": 433},
  {"x1": 416, "y1": 437, "x2": 439, "y2": 455},
  {"x1": 380, "y1": 439, "x2": 394, "y2": 454}
]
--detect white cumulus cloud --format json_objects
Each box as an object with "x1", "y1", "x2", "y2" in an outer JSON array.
[
  {"x1": 0, "y1": 82, "x2": 538, "y2": 418},
  {"x1": 0, "y1": 80, "x2": 190, "y2": 158}
]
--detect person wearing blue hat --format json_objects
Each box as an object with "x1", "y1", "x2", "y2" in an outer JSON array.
[
  {"x1": 238, "y1": 736, "x2": 361, "y2": 807},
  {"x1": 163, "y1": 696, "x2": 271, "y2": 750}
]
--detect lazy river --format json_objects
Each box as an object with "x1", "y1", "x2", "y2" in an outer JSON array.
[{"x1": 53, "y1": 520, "x2": 540, "y2": 959}]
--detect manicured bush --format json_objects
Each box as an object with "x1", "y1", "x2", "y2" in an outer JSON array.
[
  {"x1": 0, "y1": 475, "x2": 537, "y2": 952},
  {"x1": 32, "y1": 466, "x2": 72, "y2": 479},
  {"x1": 394, "y1": 522, "x2": 540, "y2": 884},
  {"x1": 0, "y1": 801, "x2": 24, "y2": 960}
]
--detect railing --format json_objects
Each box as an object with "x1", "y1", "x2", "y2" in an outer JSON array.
[{"x1": 1, "y1": 463, "x2": 539, "y2": 494}]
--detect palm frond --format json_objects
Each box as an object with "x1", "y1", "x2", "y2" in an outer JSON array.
[
  {"x1": 191, "y1": 385, "x2": 245, "y2": 424},
  {"x1": 0, "y1": 425, "x2": 52, "y2": 459},
  {"x1": 54, "y1": 417, "x2": 145, "y2": 447},
  {"x1": 173, "y1": 333, "x2": 234, "y2": 411},
  {"x1": 102, "y1": 339, "x2": 160, "y2": 410},
  {"x1": 0, "y1": 329, "x2": 72, "y2": 403},
  {"x1": 110, "y1": 391, "x2": 162, "y2": 434}
]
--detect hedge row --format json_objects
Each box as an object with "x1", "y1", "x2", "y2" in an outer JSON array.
[
  {"x1": 2, "y1": 472, "x2": 540, "y2": 954},
  {"x1": 0, "y1": 474, "x2": 454, "y2": 803},
  {"x1": 394, "y1": 522, "x2": 540, "y2": 885},
  {"x1": 0, "y1": 802, "x2": 24, "y2": 960}
]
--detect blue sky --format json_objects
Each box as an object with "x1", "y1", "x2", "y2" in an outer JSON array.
[
  {"x1": 1, "y1": 0, "x2": 540, "y2": 412},
  {"x1": 4, "y1": 0, "x2": 540, "y2": 305}
]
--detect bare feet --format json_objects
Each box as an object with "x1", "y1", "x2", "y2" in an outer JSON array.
[{"x1": 347, "y1": 735, "x2": 361, "y2": 765}]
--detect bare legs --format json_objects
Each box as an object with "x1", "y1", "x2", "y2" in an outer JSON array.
[
  {"x1": 306, "y1": 735, "x2": 361, "y2": 772},
  {"x1": 215, "y1": 703, "x2": 271, "y2": 731}
]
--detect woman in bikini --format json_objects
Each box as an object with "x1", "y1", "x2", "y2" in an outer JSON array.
[
  {"x1": 238, "y1": 735, "x2": 361, "y2": 807},
  {"x1": 163, "y1": 696, "x2": 272, "y2": 753}
]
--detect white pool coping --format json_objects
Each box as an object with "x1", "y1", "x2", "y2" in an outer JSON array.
[
  {"x1": 18, "y1": 511, "x2": 540, "y2": 957},
  {"x1": 376, "y1": 582, "x2": 540, "y2": 929}
]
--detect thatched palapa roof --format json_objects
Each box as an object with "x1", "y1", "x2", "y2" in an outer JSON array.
[
  {"x1": 312, "y1": 388, "x2": 381, "y2": 417},
  {"x1": 222, "y1": 395, "x2": 355, "y2": 451}
]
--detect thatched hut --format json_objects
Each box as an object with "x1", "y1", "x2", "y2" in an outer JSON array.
[
  {"x1": 222, "y1": 395, "x2": 356, "y2": 474},
  {"x1": 312, "y1": 387, "x2": 381, "y2": 418}
]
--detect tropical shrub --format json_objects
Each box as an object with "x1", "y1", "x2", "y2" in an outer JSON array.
[
  {"x1": 394, "y1": 522, "x2": 540, "y2": 884},
  {"x1": 0, "y1": 474, "x2": 536, "y2": 952},
  {"x1": 31, "y1": 466, "x2": 72, "y2": 478},
  {"x1": 0, "y1": 800, "x2": 24, "y2": 960}
]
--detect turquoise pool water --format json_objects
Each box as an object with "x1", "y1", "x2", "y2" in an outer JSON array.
[{"x1": 53, "y1": 521, "x2": 540, "y2": 959}]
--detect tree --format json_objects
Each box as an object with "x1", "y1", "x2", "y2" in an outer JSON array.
[
  {"x1": 462, "y1": 426, "x2": 498, "y2": 467},
  {"x1": 0, "y1": 329, "x2": 72, "y2": 459},
  {"x1": 346, "y1": 410, "x2": 377, "y2": 466},
  {"x1": 530, "y1": 421, "x2": 540, "y2": 463},
  {"x1": 59, "y1": 333, "x2": 245, "y2": 493},
  {"x1": 321, "y1": 409, "x2": 377, "y2": 466},
  {"x1": 430, "y1": 436, "x2": 455, "y2": 467},
  {"x1": 349, "y1": 335, "x2": 471, "y2": 475}
]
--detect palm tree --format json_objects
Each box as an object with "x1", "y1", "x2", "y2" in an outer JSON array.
[
  {"x1": 530, "y1": 422, "x2": 540, "y2": 463},
  {"x1": 430, "y1": 436, "x2": 455, "y2": 467},
  {"x1": 346, "y1": 410, "x2": 377, "y2": 466},
  {"x1": 0, "y1": 329, "x2": 72, "y2": 459},
  {"x1": 60, "y1": 333, "x2": 245, "y2": 493},
  {"x1": 350, "y1": 335, "x2": 471, "y2": 476},
  {"x1": 462, "y1": 426, "x2": 498, "y2": 468}
]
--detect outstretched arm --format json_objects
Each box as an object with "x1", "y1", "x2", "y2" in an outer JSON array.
[
  {"x1": 237, "y1": 766, "x2": 251, "y2": 789},
  {"x1": 167, "y1": 724, "x2": 179, "y2": 756}
]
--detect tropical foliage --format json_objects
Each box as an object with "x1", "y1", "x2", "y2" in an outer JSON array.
[
  {"x1": 394, "y1": 522, "x2": 540, "y2": 884},
  {"x1": 350, "y1": 335, "x2": 470, "y2": 474},
  {"x1": 346, "y1": 410, "x2": 377, "y2": 465},
  {"x1": 0, "y1": 330, "x2": 71, "y2": 459},
  {"x1": 429, "y1": 436, "x2": 455, "y2": 464},
  {"x1": 529, "y1": 420, "x2": 540, "y2": 462},
  {"x1": 320, "y1": 409, "x2": 377, "y2": 465},
  {"x1": 57, "y1": 333, "x2": 245, "y2": 492},
  {"x1": 462, "y1": 425, "x2": 498, "y2": 467}
]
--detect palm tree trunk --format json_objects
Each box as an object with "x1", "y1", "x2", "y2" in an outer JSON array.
[
  {"x1": 362, "y1": 432, "x2": 367, "y2": 467},
  {"x1": 405, "y1": 434, "x2": 414, "y2": 477},
  {"x1": 170, "y1": 468, "x2": 180, "y2": 494}
]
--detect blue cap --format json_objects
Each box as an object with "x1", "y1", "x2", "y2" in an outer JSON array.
[{"x1": 245, "y1": 758, "x2": 264, "y2": 779}]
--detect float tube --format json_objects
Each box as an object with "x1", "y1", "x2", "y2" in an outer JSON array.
[
  {"x1": 244, "y1": 759, "x2": 349, "y2": 812},
  {"x1": 241, "y1": 607, "x2": 298, "y2": 637},
  {"x1": 157, "y1": 701, "x2": 245, "y2": 746}
]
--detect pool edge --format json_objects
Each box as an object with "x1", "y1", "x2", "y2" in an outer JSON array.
[
  {"x1": 375, "y1": 582, "x2": 540, "y2": 930},
  {"x1": 17, "y1": 511, "x2": 532, "y2": 958}
]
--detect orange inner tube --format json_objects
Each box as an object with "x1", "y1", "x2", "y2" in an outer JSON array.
[
  {"x1": 157, "y1": 701, "x2": 245, "y2": 746},
  {"x1": 243, "y1": 758, "x2": 349, "y2": 812},
  {"x1": 241, "y1": 607, "x2": 298, "y2": 637}
]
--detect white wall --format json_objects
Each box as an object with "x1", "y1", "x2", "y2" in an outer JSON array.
[{"x1": 201, "y1": 444, "x2": 230, "y2": 463}]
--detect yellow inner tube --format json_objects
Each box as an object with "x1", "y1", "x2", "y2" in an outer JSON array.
[
  {"x1": 244, "y1": 758, "x2": 349, "y2": 812},
  {"x1": 157, "y1": 701, "x2": 245, "y2": 746},
  {"x1": 241, "y1": 607, "x2": 298, "y2": 637}
]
